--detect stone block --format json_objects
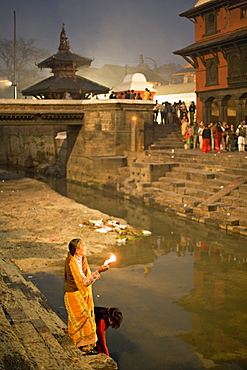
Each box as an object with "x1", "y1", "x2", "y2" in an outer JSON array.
[{"x1": 200, "y1": 203, "x2": 217, "y2": 211}]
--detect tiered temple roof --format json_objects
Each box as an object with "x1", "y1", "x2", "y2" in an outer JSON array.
[{"x1": 22, "y1": 25, "x2": 109, "y2": 99}]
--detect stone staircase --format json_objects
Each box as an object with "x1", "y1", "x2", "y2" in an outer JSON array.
[
  {"x1": 117, "y1": 150, "x2": 247, "y2": 236},
  {"x1": 149, "y1": 123, "x2": 184, "y2": 150}
]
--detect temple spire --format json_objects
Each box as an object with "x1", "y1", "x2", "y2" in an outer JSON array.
[{"x1": 58, "y1": 24, "x2": 70, "y2": 51}]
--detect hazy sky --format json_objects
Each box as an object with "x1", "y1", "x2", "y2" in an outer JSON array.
[{"x1": 0, "y1": 0, "x2": 196, "y2": 69}]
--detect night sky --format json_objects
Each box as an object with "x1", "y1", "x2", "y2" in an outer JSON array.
[{"x1": 0, "y1": 0, "x2": 196, "y2": 69}]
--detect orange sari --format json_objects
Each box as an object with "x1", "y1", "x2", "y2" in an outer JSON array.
[{"x1": 64, "y1": 254, "x2": 97, "y2": 349}]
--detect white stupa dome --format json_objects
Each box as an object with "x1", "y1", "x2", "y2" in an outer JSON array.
[
  {"x1": 195, "y1": 0, "x2": 213, "y2": 6},
  {"x1": 112, "y1": 73, "x2": 156, "y2": 93}
]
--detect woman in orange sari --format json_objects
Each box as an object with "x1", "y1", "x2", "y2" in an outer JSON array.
[{"x1": 64, "y1": 239, "x2": 109, "y2": 355}]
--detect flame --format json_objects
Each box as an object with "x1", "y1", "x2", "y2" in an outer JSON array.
[{"x1": 103, "y1": 253, "x2": 116, "y2": 266}]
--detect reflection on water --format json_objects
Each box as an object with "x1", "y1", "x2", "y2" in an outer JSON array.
[{"x1": 29, "y1": 179, "x2": 247, "y2": 369}]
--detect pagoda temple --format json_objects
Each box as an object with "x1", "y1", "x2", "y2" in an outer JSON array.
[{"x1": 22, "y1": 25, "x2": 109, "y2": 99}]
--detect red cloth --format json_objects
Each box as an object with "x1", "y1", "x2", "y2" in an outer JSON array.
[
  {"x1": 214, "y1": 138, "x2": 221, "y2": 152},
  {"x1": 96, "y1": 319, "x2": 109, "y2": 356},
  {"x1": 202, "y1": 138, "x2": 211, "y2": 153}
]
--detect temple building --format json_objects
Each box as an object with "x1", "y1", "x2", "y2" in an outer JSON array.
[
  {"x1": 22, "y1": 25, "x2": 109, "y2": 99},
  {"x1": 174, "y1": 0, "x2": 247, "y2": 125}
]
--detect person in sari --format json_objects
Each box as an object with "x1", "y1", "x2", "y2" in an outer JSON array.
[
  {"x1": 64, "y1": 239, "x2": 109, "y2": 355},
  {"x1": 213, "y1": 122, "x2": 223, "y2": 153}
]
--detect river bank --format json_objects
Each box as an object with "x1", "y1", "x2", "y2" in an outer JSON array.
[
  {"x1": 0, "y1": 170, "x2": 137, "y2": 370},
  {"x1": 0, "y1": 170, "x2": 135, "y2": 274}
]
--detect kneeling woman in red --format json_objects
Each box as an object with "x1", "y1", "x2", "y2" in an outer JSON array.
[{"x1": 94, "y1": 306, "x2": 123, "y2": 356}]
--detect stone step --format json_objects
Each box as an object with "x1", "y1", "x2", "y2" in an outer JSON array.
[
  {"x1": 152, "y1": 180, "x2": 214, "y2": 199},
  {"x1": 233, "y1": 189, "x2": 247, "y2": 200},
  {"x1": 156, "y1": 198, "x2": 194, "y2": 214},
  {"x1": 157, "y1": 176, "x2": 220, "y2": 193},
  {"x1": 202, "y1": 212, "x2": 240, "y2": 227},
  {"x1": 148, "y1": 151, "x2": 247, "y2": 169},
  {"x1": 178, "y1": 161, "x2": 247, "y2": 177},
  {"x1": 143, "y1": 195, "x2": 194, "y2": 214},
  {"x1": 167, "y1": 168, "x2": 216, "y2": 182},
  {"x1": 216, "y1": 203, "x2": 247, "y2": 220},
  {"x1": 170, "y1": 166, "x2": 246, "y2": 184},
  {"x1": 150, "y1": 143, "x2": 184, "y2": 150},
  {"x1": 213, "y1": 172, "x2": 247, "y2": 183},
  {"x1": 239, "y1": 183, "x2": 247, "y2": 192},
  {"x1": 144, "y1": 187, "x2": 202, "y2": 207},
  {"x1": 220, "y1": 195, "x2": 247, "y2": 208}
]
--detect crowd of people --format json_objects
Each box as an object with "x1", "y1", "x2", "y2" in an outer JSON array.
[
  {"x1": 109, "y1": 87, "x2": 151, "y2": 100},
  {"x1": 109, "y1": 92, "x2": 246, "y2": 153},
  {"x1": 153, "y1": 100, "x2": 196, "y2": 125},
  {"x1": 151, "y1": 99, "x2": 246, "y2": 153},
  {"x1": 182, "y1": 119, "x2": 246, "y2": 153}
]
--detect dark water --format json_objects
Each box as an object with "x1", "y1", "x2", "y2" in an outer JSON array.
[{"x1": 27, "y1": 180, "x2": 247, "y2": 370}]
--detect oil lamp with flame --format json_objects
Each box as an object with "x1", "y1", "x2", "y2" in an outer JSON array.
[{"x1": 103, "y1": 253, "x2": 116, "y2": 266}]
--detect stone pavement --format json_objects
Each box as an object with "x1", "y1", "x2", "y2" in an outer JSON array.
[{"x1": 0, "y1": 256, "x2": 117, "y2": 370}]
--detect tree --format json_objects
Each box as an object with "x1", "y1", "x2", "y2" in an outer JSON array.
[{"x1": 0, "y1": 37, "x2": 49, "y2": 95}]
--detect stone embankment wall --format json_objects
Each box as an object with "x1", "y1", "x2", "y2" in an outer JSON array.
[{"x1": 0, "y1": 99, "x2": 153, "y2": 179}]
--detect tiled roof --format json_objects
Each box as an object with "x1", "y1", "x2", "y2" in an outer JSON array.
[
  {"x1": 38, "y1": 51, "x2": 92, "y2": 69},
  {"x1": 174, "y1": 28, "x2": 247, "y2": 56},
  {"x1": 22, "y1": 75, "x2": 109, "y2": 95}
]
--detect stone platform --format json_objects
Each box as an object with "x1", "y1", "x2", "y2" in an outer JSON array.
[{"x1": 0, "y1": 257, "x2": 117, "y2": 370}]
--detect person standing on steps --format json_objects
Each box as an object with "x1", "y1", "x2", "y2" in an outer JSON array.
[
  {"x1": 201, "y1": 123, "x2": 211, "y2": 153},
  {"x1": 236, "y1": 120, "x2": 247, "y2": 152}
]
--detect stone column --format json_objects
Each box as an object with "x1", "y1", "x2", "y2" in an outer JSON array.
[
  {"x1": 204, "y1": 101, "x2": 211, "y2": 125},
  {"x1": 218, "y1": 100, "x2": 223, "y2": 122},
  {"x1": 235, "y1": 98, "x2": 245, "y2": 124}
]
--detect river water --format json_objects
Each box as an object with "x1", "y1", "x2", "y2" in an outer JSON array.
[{"x1": 29, "y1": 179, "x2": 247, "y2": 370}]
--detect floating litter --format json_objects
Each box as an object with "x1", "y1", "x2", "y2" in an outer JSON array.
[
  {"x1": 142, "y1": 230, "x2": 152, "y2": 236},
  {"x1": 95, "y1": 228, "x2": 108, "y2": 233},
  {"x1": 117, "y1": 238, "x2": 126, "y2": 244}
]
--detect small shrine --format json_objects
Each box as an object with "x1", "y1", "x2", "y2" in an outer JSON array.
[
  {"x1": 112, "y1": 73, "x2": 156, "y2": 100},
  {"x1": 22, "y1": 25, "x2": 109, "y2": 99}
]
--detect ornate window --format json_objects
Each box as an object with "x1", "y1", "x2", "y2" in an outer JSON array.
[
  {"x1": 241, "y1": 8, "x2": 247, "y2": 19},
  {"x1": 205, "y1": 12, "x2": 217, "y2": 36},
  {"x1": 227, "y1": 53, "x2": 242, "y2": 85},
  {"x1": 230, "y1": 55, "x2": 241, "y2": 77},
  {"x1": 206, "y1": 58, "x2": 219, "y2": 86}
]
